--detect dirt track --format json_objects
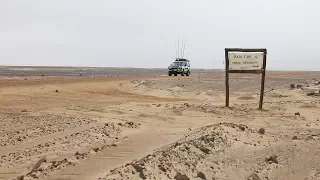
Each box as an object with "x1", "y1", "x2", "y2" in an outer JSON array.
[{"x1": 0, "y1": 70, "x2": 320, "y2": 180}]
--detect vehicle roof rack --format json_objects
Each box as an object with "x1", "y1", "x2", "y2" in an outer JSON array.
[{"x1": 175, "y1": 58, "x2": 189, "y2": 62}]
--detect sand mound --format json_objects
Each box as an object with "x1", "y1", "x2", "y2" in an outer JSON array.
[
  {"x1": 99, "y1": 120, "x2": 320, "y2": 180},
  {"x1": 98, "y1": 123, "x2": 266, "y2": 180}
]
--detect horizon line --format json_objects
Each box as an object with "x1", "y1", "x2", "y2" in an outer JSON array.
[{"x1": 0, "y1": 65, "x2": 319, "y2": 72}]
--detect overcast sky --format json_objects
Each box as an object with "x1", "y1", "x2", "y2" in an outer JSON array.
[{"x1": 1, "y1": 0, "x2": 319, "y2": 70}]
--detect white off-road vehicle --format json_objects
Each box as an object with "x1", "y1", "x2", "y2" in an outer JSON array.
[{"x1": 168, "y1": 58, "x2": 190, "y2": 76}]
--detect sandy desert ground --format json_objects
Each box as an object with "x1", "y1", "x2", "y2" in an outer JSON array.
[{"x1": 0, "y1": 68, "x2": 320, "y2": 180}]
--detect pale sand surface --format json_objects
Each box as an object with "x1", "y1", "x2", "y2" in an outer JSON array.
[{"x1": 0, "y1": 68, "x2": 320, "y2": 180}]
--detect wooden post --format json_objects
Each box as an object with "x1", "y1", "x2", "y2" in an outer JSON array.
[
  {"x1": 259, "y1": 49, "x2": 267, "y2": 110},
  {"x1": 225, "y1": 49, "x2": 229, "y2": 107}
]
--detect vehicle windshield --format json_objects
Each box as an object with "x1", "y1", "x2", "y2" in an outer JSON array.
[{"x1": 172, "y1": 62, "x2": 183, "y2": 66}]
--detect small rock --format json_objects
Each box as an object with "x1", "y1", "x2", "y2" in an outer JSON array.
[
  {"x1": 248, "y1": 173, "x2": 261, "y2": 180},
  {"x1": 199, "y1": 146, "x2": 211, "y2": 154},
  {"x1": 30, "y1": 173, "x2": 38, "y2": 178},
  {"x1": 111, "y1": 143, "x2": 117, "y2": 147},
  {"x1": 297, "y1": 85, "x2": 303, "y2": 90},
  {"x1": 290, "y1": 84, "x2": 295, "y2": 89},
  {"x1": 55, "y1": 89, "x2": 59, "y2": 93},
  {"x1": 75, "y1": 151, "x2": 80, "y2": 156},
  {"x1": 258, "y1": 128, "x2": 265, "y2": 135},
  {"x1": 295, "y1": 112, "x2": 300, "y2": 116},
  {"x1": 44, "y1": 143, "x2": 50, "y2": 147},
  {"x1": 16, "y1": 175, "x2": 24, "y2": 180},
  {"x1": 31, "y1": 157, "x2": 46, "y2": 171},
  {"x1": 174, "y1": 142, "x2": 179, "y2": 148},
  {"x1": 307, "y1": 92, "x2": 317, "y2": 96},
  {"x1": 158, "y1": 164, "x2": 167, "y2": 172},
  {"x1": 139, "y1": 172, "x2": 147, "y2": 179},
  {"x1": 184, "y1": 103, "x2": 190, "y2": 108},
  {"x1": 239, "y1": 124, "x2": 246, "y2": 131},
  {"x1": 174, "y1": 172, "x2": 190, "y2": 180},
  {"x1": 137, "y1": 159, "x2": 145, "y2": 166},
  {"x1": 197, "y1": 171, "x2": 206, "y2": 179},
  {"x1": 131, "y1": 163, "x2": 143, "y2": 172},
  {"x1": 103, "y1": 131, "x2": 109, "y2": 136},
  {"x1": 292, "y1": 136, "x2": 298, "y2": 140},
  {"x1": 266, "y1": 155, "x2": 279, "y2": 164},
  {"x1": 92, "y1": 147, "x2": 99, "y2": 152}
]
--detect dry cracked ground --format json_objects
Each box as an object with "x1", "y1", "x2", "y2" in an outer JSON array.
[{"x1": 0, "y1": 70, "x2": 320, "y2": 180}]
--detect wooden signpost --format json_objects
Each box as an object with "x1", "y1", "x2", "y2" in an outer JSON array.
[{"x1": 224, "y1": 48, "x2": 267, "y2": 109}]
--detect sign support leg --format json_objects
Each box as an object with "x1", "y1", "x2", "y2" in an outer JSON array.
[
  {"x1": 225, "y1": 49, "x2": 229, "y2": 107},
  {"x1": 259, "y1": 50, "x2": 267, "y2": 110},
  {"x1": 259, "y1": 69, "x2": 265, "y2": 109}
]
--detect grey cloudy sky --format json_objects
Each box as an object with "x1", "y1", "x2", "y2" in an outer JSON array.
[{"x1": 1, "y1": 0, "x2": 319, "y2": 70}]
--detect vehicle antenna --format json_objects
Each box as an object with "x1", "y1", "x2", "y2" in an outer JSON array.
[
  {"x1": 180, "y1": 38, "x2": 183, "y2": 58},
  {"x1": 177, "y1": 38, "x2": 180, "y2": 58},
  {"x1": 182, "y1": 38, "x2": 186, "y2": 58},
  {"x1": 175, "y1": 39, "x2": 178, "y2": 59},
  {"x1": 181, "y1": 38, "x2": 184, "y2": 58}
]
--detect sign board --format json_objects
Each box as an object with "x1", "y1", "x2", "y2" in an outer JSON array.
[
  {"x1": 224, "y1": 48, "x2": 267, "y2": 109},
  {"x1": 228, "y1": 53, "x2": 263, "y2": 70}
]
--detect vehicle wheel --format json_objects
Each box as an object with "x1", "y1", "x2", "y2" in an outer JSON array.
[
  {"x1": 181, "y1": 72, "x2": 184, "y2": 76},
  {"x1": 174, "y1": 73, "x2": 177, "y2": 76},
  {"x1": 186, "y1": 70, "x2": 190, "y2": 76},
  {"x1": 168, "y1": 72, "x2": 172, "y2": 76}
]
